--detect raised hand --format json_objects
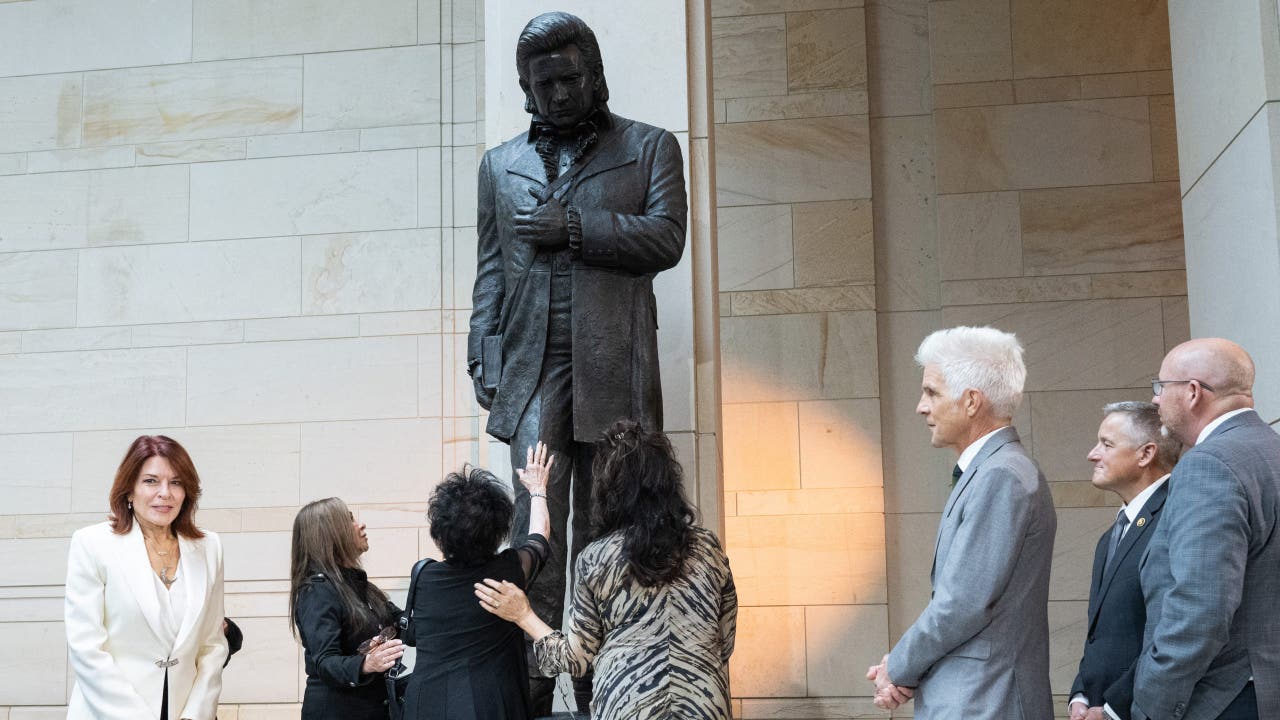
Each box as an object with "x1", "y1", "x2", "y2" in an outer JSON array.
[
  {"x1": 513, "y1": 189, "x2": 569, "y2": 249},
  {"x1": 517, "y1": 442, "x2": 554, "y2": 496}
]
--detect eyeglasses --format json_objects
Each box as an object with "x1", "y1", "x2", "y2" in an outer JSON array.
[{"x1": 1151, "y1": 378, "x2": 1216, "y2": 396}]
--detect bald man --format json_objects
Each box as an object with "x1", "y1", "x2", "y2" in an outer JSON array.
[{"x1": 1131, "y1": 339, "x2": 1280, "y2": 720}]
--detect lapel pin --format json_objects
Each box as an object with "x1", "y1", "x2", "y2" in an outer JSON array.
[{"x1": 1136, "y1": 517, "x2": 1147, "y2": 528}]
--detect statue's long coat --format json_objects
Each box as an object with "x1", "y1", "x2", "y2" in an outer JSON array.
[{"x1": 468, "y1": 114, "x2": 687, "y2": 442}]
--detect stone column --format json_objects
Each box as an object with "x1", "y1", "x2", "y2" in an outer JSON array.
[{"x1": 1168, "y1": 0, "x2": 1280, "y2": 421}]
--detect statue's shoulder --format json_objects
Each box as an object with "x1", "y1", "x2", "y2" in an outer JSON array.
[{"x1": 485, "y1": 131, "x2": 534, "y2": 161}]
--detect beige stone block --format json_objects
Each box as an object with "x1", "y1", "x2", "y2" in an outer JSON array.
[
  {"x1": 942, "y1": 276, "x2": 1093, "y2": 306},
  {"x1": 866, "y1": 0, "x2": 931, "y2": 117},
  {"x1": 419, "y1": 0, "x2": 442, "y2": 44},
  {"x1": 933, "y1": 80, "x2": 1014, "y2": 109},
  {"x1": 245, "y1": 130, "x2": 359, "y2": 158},
  {"x1": 1049, "y1": 600, "x2": 1088, "y2": 696},
  {"x1": 1028, "y1": 387, "x2": 1151, "y2": 486},
  {"x1": 716, "y1": 204, "x2": 794, "y2": 292},
  {"x1": 26, "y1": 146, "x2": 134, "y2": 174},
  {"x1": 0, "y1": 331, "x2": 20, "y2": 354},
  {"x1": 0, "y1": 597, "x2": 63, "y2": 622},
  {"x1": 0, "y1": 171, "x2": 89, "y2": 252},
  {"x1": 794, "y1": 199, "x2": 875, "y2": 287},
  {"x1": 244, "y1": 316, "x2": 360, "y2": 343},
  {"x1": 716, "y1": 115, "x2": 872, "y2": 206},
  {"x1": 884, "y1": 511, "x2": 939, "y2": 640},
  {"x1": 1022, "y1": 182, "x2": 1184, "y2": 275},
  {"x1": 417, "y1": 527, "x2": 443, "y2": 563},
  {"x1": 872, "y1": 115, "x2": 939, "y2": 311},
  {"x1": 78, "y1": 237, "x2": 301, "y2": 326},
  {"x1": 0, "y1": 434, "x2": 71, "y2": 516},
  {"x1": 1149, "y1": 95, "x2": 1180, "y2": 182},
  {"x1": 0, "y1": 0, "x2": 190, "y2": 78},
  {"x1": 806, "y1": 604, "x2": 888, "y2": 696},
  {"x1": 0, "y1": 348, "x2": 186, "y2": 434},
  {"x1": 0, "y1": 621, "x2": 65, "y2": 704},
  {"x1": 70, "y1": 424, "x2": 303, "y2": 513},
  {"x1": 0, "y1": 250, "x2": 77, "y2": 332},
  {"x1": 727, "y1": 606, "x2": 806, "y2": 697},
  {"x1": 302, "y1": 229, "x2": 442, "y2": 315},
  {"x1": 9, "y1": 709, "x2": 70, "y2": 720},
  {"x1": 739, "y1": 697, "x2": 885, "y2": 718},
  {"x1": 713, "y1": 0, "x2": 864, "y2": 16},
  {"x1": 726, "y1": 513, "x2": 886, "y2": 605},
  {"x1": 83, "y1": 57, "x2": 302, "y2": 146},
  {"x1": 943, "y1": 299, "x2": 1165, "y2": 391},
  {"x1": 737, "y1": 486, "x2": 883, "y2": 515},
  {"x1": 0, "y1": 538, "x2": 68, "y2": 585},
  {"x1": 877, "y1": 310, "x2": 951, "y2": 515},
  {"x1": 303, "y1": 46, "x2": 442, "y2": 131},
  {"x1": 191, "y1": 150, "x2": 418, "y2": 241},
  {"x1": 722, "y1": 402, "x2": 801, "y2": 492},
  {"x1": 21, "y1": 327, "x2": 131, "y2": 354},
  {"x1": 418, "y1": 334, "x2": 445, "y2": 418},
  {"x1": 936, "y1": 98, "x2": 1153, "y2": 193},
  {"x1": 788, "y1": 8, "x2": 867, "y2": 92},
  {"x1": 1162, "y1": 296, "x2": 1190, "y2": 353},
  {"x1": 235, "y1": 705, "x2": 305, "y2": 720},
  {"x1": 1050, "y1": 507, "x2": 1120, "y2": 602},
  {"x1": 730, "y1": 285, "x2": 875, "y2": 316},
  {"x1": 1050, "y1": 480, "x2": 1116, "y2": 509},
  {"x1": 1011, "y1": 0, "x2": 1171, "y2": 79},
  {"x1": 220, "y1": 616, "x2": 301, "y2": 703},
  {"x1": 136, "y1": 138, "x2": 248, "y2": 166},
  {"x1": 929, "y1": 0, "x2": 1012, "y2": 84},
  {"x1": 937, "y1": 191, "x2": 1022, "y2": 280},
  {"x1": 361, "y1": 123, "x2": 442, "y2": 151},
  {"x1": 187, "y1": 336, "x2": 418, "y2": 425},
  {"x1": 363, "y1": 527, "x2": 422, "y2": 579},
  {"x1": 451, "y1": 145, "x2": 480, "y2": 228},
  {"x1": 419, "y1": 146, "x2": 444, "y2": 228},
  {"x1": 14, "y1": 513, "x2": 108, "y2": 540},
  {"x1": 193, "y1": 0, "x2": 416, "y2": 60},
  {"x1": 87, "y1": 165, "x2": 190, "y2": 247},
  {"x1": 798, "y1": 398, "x2": 883, "y2": 488},
  {"x1": 724, "y1": 89, "x2": 868, "y2": 123},
  {"x1": 301, "y1": 419, "x2": 443, "y2": 505},
  {"x1": 0, "y1": 152, "x2": 26, "y2": 175},
  {"x1": 240, "y1": 508, "x2": 300, "y2": 533},
  {"x1": 356, "y1": 504, "x2": 429, "y2": 528},
  {"x1": 198, "y1": 509, "x2": 243, "y2": 534},
  {"x1": 131, "y1": 320, "x2": 244, "y2": 348},
  {"x1": 1080, "y1": 70, "x2": 1175, "y2": 100},
  {"x1": 1090, "y1": 270, "x2": 1187, "y2": 300},
  {"x1": 1014, "y1": 76, "x2": 1081, "y2": 104},
  {"x1": 0, "y1": 73, "x2": 81, "y2": 154},
  {"x1": 224, "y1": 590, "x2": 289, "y2": 618},
  {"x1": 222, "y1": 531, "x2": 291, "y2": 582},
  {"x1": 360, "y1": 310, "x2": 443, "y2": 336},
  {"x1": 711, "y1": 14, "x2": 788, "y2": 100},
  {"x1": 721, "y1": 311, "x2": 878, "y2": 402}
]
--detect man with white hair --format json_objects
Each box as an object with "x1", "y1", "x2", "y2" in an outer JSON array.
[
  {"x1": 1130, "y1": 338, "x2": 1280, "y2": 720},
  {"x1": 867, "y1": 326, "x2": 1056, "y2": 719}
]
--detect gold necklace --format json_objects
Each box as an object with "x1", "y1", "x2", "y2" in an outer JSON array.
[{"x1": 144, "y1": 534, "x2": 178, "y2": 586}]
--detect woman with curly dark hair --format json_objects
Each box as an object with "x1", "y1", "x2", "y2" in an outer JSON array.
[
  {"x1": 475, "y1": 421, "x2": 738, "y2": 720},
  {"x1": 401, "y1": 443, "x2": 553, "y2": 720}
]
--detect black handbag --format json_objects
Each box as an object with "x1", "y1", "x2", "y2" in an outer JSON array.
[{"x1": 386, "y1": 557, "x2": 433, "y2": 720}]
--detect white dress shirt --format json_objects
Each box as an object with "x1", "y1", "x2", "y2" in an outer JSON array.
[
  {"x1": 957, "y1": 426, "x2": 1010, "y2": 473},
  {"x1": 1195, "y1": 408, "x2": 1254, "y2": 446}
]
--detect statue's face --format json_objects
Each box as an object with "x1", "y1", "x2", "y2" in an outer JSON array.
[{"x1": 526, "y1": 44, "x2": 595, "y2": 129}]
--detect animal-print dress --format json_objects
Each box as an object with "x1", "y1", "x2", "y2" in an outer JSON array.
[{"x1": 533, "y1": 525, "x2": 737, "y2": 719}]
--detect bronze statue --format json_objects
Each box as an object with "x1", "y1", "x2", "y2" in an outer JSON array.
[{"x1": 467, "y1": 10, "x2": 687, "y2": 715}]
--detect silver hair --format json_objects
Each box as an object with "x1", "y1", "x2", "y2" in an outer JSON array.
[
  {"x1": 1102, "y1": 400, "x2": 1180, "y2": 470},
  {"x1": 915, "y1": 326, "x2": 1026, "y2": 417}
]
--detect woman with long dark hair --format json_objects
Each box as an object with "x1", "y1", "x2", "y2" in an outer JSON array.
[
  {"x1": 475, "y1": 421, "x2": 737, "y2": 720},
  {"x1": 65, "y1": 435, "x2": 227, "y2": 720},
  {"x1": 290, "y1": 497, "x2": 404, "y2": 720}
]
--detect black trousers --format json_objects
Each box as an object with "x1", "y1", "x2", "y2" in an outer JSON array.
[
  {"x1": 1215, "y1": 682, "x2": 1257, "y2": 720},
  {"x1": 508, "y1": 268, "x2": 594, "y2": 716},
  {"x1": 159, "y1": 670, "x2": 169, "y2": 720}
]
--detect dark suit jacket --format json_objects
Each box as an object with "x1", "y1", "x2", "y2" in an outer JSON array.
[
  {"x1": 1134, "y1": 410, "x2": 1280, "y2": 720},
  {"x1": 469, "y1": 113, "x2": 687, "y2": 442},
  {"x1": 1071, "y1": 481, "x2": 1168, "y2": 719}
]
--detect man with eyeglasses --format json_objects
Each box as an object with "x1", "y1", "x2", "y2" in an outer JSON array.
[{"x1": 1130, "y1": 338, "x2": 1280, "y2": 720}]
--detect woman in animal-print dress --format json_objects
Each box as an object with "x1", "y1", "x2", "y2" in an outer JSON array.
[{"x1": 476, "y1": 420, "x2": 737, "y2": 720}]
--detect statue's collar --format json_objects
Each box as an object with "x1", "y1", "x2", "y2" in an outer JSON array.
[{"x1": 527, "y1": 106, "x2": 613, "y2": 142}]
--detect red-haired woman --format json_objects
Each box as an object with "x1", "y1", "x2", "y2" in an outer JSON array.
[{"x1": 65, "y1": 435, "x2": 228, "y2": 720}]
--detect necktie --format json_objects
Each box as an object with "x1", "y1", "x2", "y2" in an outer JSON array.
[
  {"x1": 951, "y1": 464, "x2": 963, "y2": 487},
  {"x1": 1104, "y1": 510, "x2": 1130, "y2": 572}
]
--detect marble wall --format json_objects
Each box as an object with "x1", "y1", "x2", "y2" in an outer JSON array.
[
  {"x1": 0, "y1": 0, "x2": 485, "y2": 717},
  {"x1": 712, "y1": 0, "x2": 1189, "y2": 717}
]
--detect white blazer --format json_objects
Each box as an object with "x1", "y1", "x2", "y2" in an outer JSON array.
[{"x1": 64, "y1": 521, "x2": 228, "y2": 720}]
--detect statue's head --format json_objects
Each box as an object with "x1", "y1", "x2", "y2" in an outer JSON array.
[{"x1": 516, "y1": 11, "x2": 610, "y2": 129}]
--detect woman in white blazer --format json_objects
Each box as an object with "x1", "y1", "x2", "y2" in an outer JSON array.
[{"x1": 65, "y1": 435, "x2": 228, "y2": 720}]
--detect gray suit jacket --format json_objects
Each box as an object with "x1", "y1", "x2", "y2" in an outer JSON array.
[
  {"x1": 887, "y1": 427, "x2": 1056, "y2": 720},
  {"x1": 1133, "y1": 410, "x2": 1280, "y2": 720}
]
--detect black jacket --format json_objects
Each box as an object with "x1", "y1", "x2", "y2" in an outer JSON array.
[
  {"x1": 295, "y1": 568, "x2": 401, "y2": 720},
  {"x1": 1071, "y1": 481, "x2": 1169, "y2": 719}
]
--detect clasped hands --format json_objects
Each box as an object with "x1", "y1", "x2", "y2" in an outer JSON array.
[
  {"x1": 513, "y1": 187, "x2": 569, "y2": 249},
  {"x1": 1069, "y1": 700, "x2": 1106, "y2": 720},
  {"x1": 866, "y1": 654, "x2": 914, "y2": 710}
]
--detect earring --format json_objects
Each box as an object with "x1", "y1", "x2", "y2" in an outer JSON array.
[{"x1": 128, "y1": 500, "x2": 133, "y2": 512}]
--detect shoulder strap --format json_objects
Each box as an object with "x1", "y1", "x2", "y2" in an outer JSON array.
[{"x1": 398, "y1": 558, "x2": 434, "y2": 631}]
